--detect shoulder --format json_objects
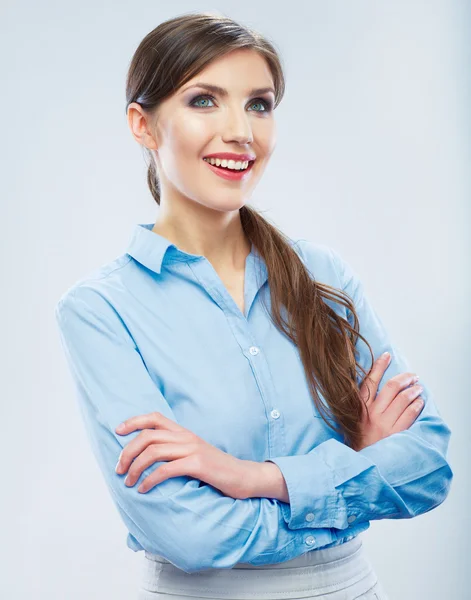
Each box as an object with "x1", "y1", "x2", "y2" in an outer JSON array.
[
  {"x1": 55, "y1": 254, "x2": 133, "y2": 321},
  {"x1": 292, "y1": 238, "x2": 347, "y2": 289}
]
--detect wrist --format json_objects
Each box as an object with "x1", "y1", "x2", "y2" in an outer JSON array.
[{"x1": 246, "y1": 460, "x2": 290, "y2": 502}]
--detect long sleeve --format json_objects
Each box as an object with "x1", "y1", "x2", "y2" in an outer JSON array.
[
  {"x1": 265, "y1": 244, "x2": 454, "y2": 532},
  {"x1": 54, "y1": 284, "x2": 337, "y2": 574}
]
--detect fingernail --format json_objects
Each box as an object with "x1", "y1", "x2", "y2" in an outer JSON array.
[
  {"x1": 382, "y1": 352, "x2": 390, "y2": 359},
  {"x1": 115, "y1": 461, "x2": 122, "y2": 473},
  {"x1": 116, "y1": 423, "x2": 125, "y2": 432}
]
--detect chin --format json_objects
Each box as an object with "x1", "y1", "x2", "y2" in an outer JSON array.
[{"x1": 201, "y1": 196, "x2": 251, "y2": 213}]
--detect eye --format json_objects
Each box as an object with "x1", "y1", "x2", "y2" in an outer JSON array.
[
  {"x1": 189, "y1": 94, "x2": 273, "y2": 113},
  {"x1": 249, "y1": 98, "x2": 273, "y2": 112},
  {"x1": 190, "y1": 95, "x2": 216, "y2": 108}
]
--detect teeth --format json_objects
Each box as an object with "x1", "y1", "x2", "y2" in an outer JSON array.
[{"x1": 203, "y1": 157, "x2": 252, "y2": 170}]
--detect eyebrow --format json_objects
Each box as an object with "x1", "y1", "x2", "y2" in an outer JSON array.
[{"x1": 180, "y1": 82, "x2": 275, "y2": 98}]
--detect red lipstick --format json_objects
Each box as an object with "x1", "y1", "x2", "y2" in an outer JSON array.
[{"x1": 203, "y1": 157, "x2": 255, "y2": 181}]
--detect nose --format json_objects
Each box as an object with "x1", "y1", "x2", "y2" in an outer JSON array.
[{"x1": 221, "y1": 109, "x2": 254, "y2": 145}]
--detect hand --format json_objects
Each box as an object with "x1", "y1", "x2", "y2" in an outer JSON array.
[
  {"x1": 355, "y1": 352, "x2": 425, "y2": 451},
  {"x1": 114, "y1": 411, "x2": 258, "y2": 498}
]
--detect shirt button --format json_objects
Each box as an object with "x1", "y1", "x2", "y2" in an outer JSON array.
[
  {"x1": 305, "y1": 512, "x2": 315, "y2": 522},
  {"x1": 347, "y1": 515, "x2": 357, "y2": 523},
  {"x1": 249, "y1": 346, "x2": 259, "y2": 355},
  {"x1": 305, "y1": 535, "x2": 316, "y2": 546},
  {"x1": 270, "y1": 409, "x2": 280, "y2": 419}
]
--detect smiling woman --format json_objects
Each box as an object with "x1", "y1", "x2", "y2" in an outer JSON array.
[{"x1": 54, "y1": 9, "x2": 452, "y2": 600}]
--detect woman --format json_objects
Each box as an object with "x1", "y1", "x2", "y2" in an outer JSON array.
[{"x1": 55, "y1": 11, "x2": 453, "y2": 600}]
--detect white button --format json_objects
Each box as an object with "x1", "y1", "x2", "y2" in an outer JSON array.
[
  {"x1": 347, "y1": 515, "x2": 357, "y2": 523},
  {"x1": 249, "y1": 346, "x2": 259, "y2": 355},
  {"x1": 305, "y1": 535, "x2": 316, "y2": 546},
  {"x1": 270, "y1": 409, "x2": 280, "y2": 419},
  {"x1": 305, "y1": 512, "x2": 315, "y2": 522}
]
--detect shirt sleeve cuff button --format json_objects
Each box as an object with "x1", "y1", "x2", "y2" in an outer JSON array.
[
  {"x1": 305, "y1": 512, "x2": 315, "y2": 522},
  {"x1": 347, "y1": 514, "x2": 357, "y2": 523}
]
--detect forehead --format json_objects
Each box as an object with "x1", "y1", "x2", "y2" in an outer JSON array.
[{"x1": 180, "y1": 49, "x2": 274, "y2": 95}]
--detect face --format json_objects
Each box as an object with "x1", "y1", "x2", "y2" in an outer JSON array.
[{"x1": 128, "y1": 48, "x2": 277, "y2": 213}]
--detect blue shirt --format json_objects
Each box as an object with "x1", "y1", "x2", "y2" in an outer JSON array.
[{"x1": 54, "y1": 222, "x2": 453, "y2": 574}]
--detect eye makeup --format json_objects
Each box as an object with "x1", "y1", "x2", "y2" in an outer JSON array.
[{"x1": 187, "y1": 93, "x2": 274, "y2": 113}]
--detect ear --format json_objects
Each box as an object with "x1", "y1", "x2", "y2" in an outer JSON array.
[{"x1": 127, "y1": 102, "x2": 158, "y2": 150}]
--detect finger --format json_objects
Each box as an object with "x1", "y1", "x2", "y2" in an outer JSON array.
[
  {"x1": 360, "y1": 352, "x2": 392, "y2": 405},
  {"x1": 376, "y1": 372, "x2": 420, "y2": 411},
  {"x1": 115, "y1": 411, "x2": 185, "y2": 435},
  {"x1": 385, "y1": 384, "x2": 424, "y2": 423},
  {"x1": 116, "y1": 430, "x2": 181, "y2": 474},
  {"x1": 390, "y1": 396, "x2": 425, "y2": 434},
  {"x1": 124, "y1": 443, "x2": 188, "y2": 486},
  {"x1": 137, "y1": 456, "x2": 198, "y2": 493}
]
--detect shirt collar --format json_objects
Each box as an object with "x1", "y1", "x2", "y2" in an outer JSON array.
[
  {"x1": 125, "y1": 223, "x2": 266, "y2": 279},
  {"x1": 125, "y1": 223, "x2": 189, "y2": 273}
]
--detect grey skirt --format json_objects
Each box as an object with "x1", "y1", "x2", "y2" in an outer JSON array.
[{"x1": 138, "y1": 535, "x2": 390, "y2": 599}]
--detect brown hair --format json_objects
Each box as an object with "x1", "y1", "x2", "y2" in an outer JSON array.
[{"x1": 125, "y1": 11, "x2": 375, "y2": 451}]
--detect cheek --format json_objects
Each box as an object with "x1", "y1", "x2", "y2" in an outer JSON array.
[
  {"x1": 168, "y1": 116, "x2": 213, "y2": 159},
  {"x1": 254, "y1": 120, "x2": 277, "y2": 156},
  {"x1": 179, "y1": 110, "x2": 215, "y2": 138},
  {"x1": 159, "y1": 121, "x2": 209, "y2": 189}
]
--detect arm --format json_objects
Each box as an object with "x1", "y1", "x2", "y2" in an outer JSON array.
[
  {"x1": 55, "y1": 284, "x2": 338, "y2": 574},
  {"x1": 262, "y1": 241, "x2": 454, "y2": 531},
  {"x1": 253, "y1": 462, "x2": 290, "y2": 503}
]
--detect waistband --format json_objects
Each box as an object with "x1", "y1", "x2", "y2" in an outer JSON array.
[
  {"x1": 141, "y1": 535, "x2": 377, "y2": 599},
  {"x1": 145, "y1": 535, "x2": 361, "y2": 570}
]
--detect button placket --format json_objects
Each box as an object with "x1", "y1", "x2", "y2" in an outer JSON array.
[{"x1": 244, "y1": 334, "x2": 288, "y2": 465}]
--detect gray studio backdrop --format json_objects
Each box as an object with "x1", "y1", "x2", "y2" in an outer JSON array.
[{"x1": 2, "y1": 1, "x2": 469, "y2": 599}]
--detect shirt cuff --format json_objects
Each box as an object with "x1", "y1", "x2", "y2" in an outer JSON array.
[{"x1": 265, "y1": 438, "x2": 374, "y2": 530}]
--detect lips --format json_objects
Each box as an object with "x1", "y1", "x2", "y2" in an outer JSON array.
[{"x1": 203, "y1": 157, "x2": 255, "y2": 181}]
